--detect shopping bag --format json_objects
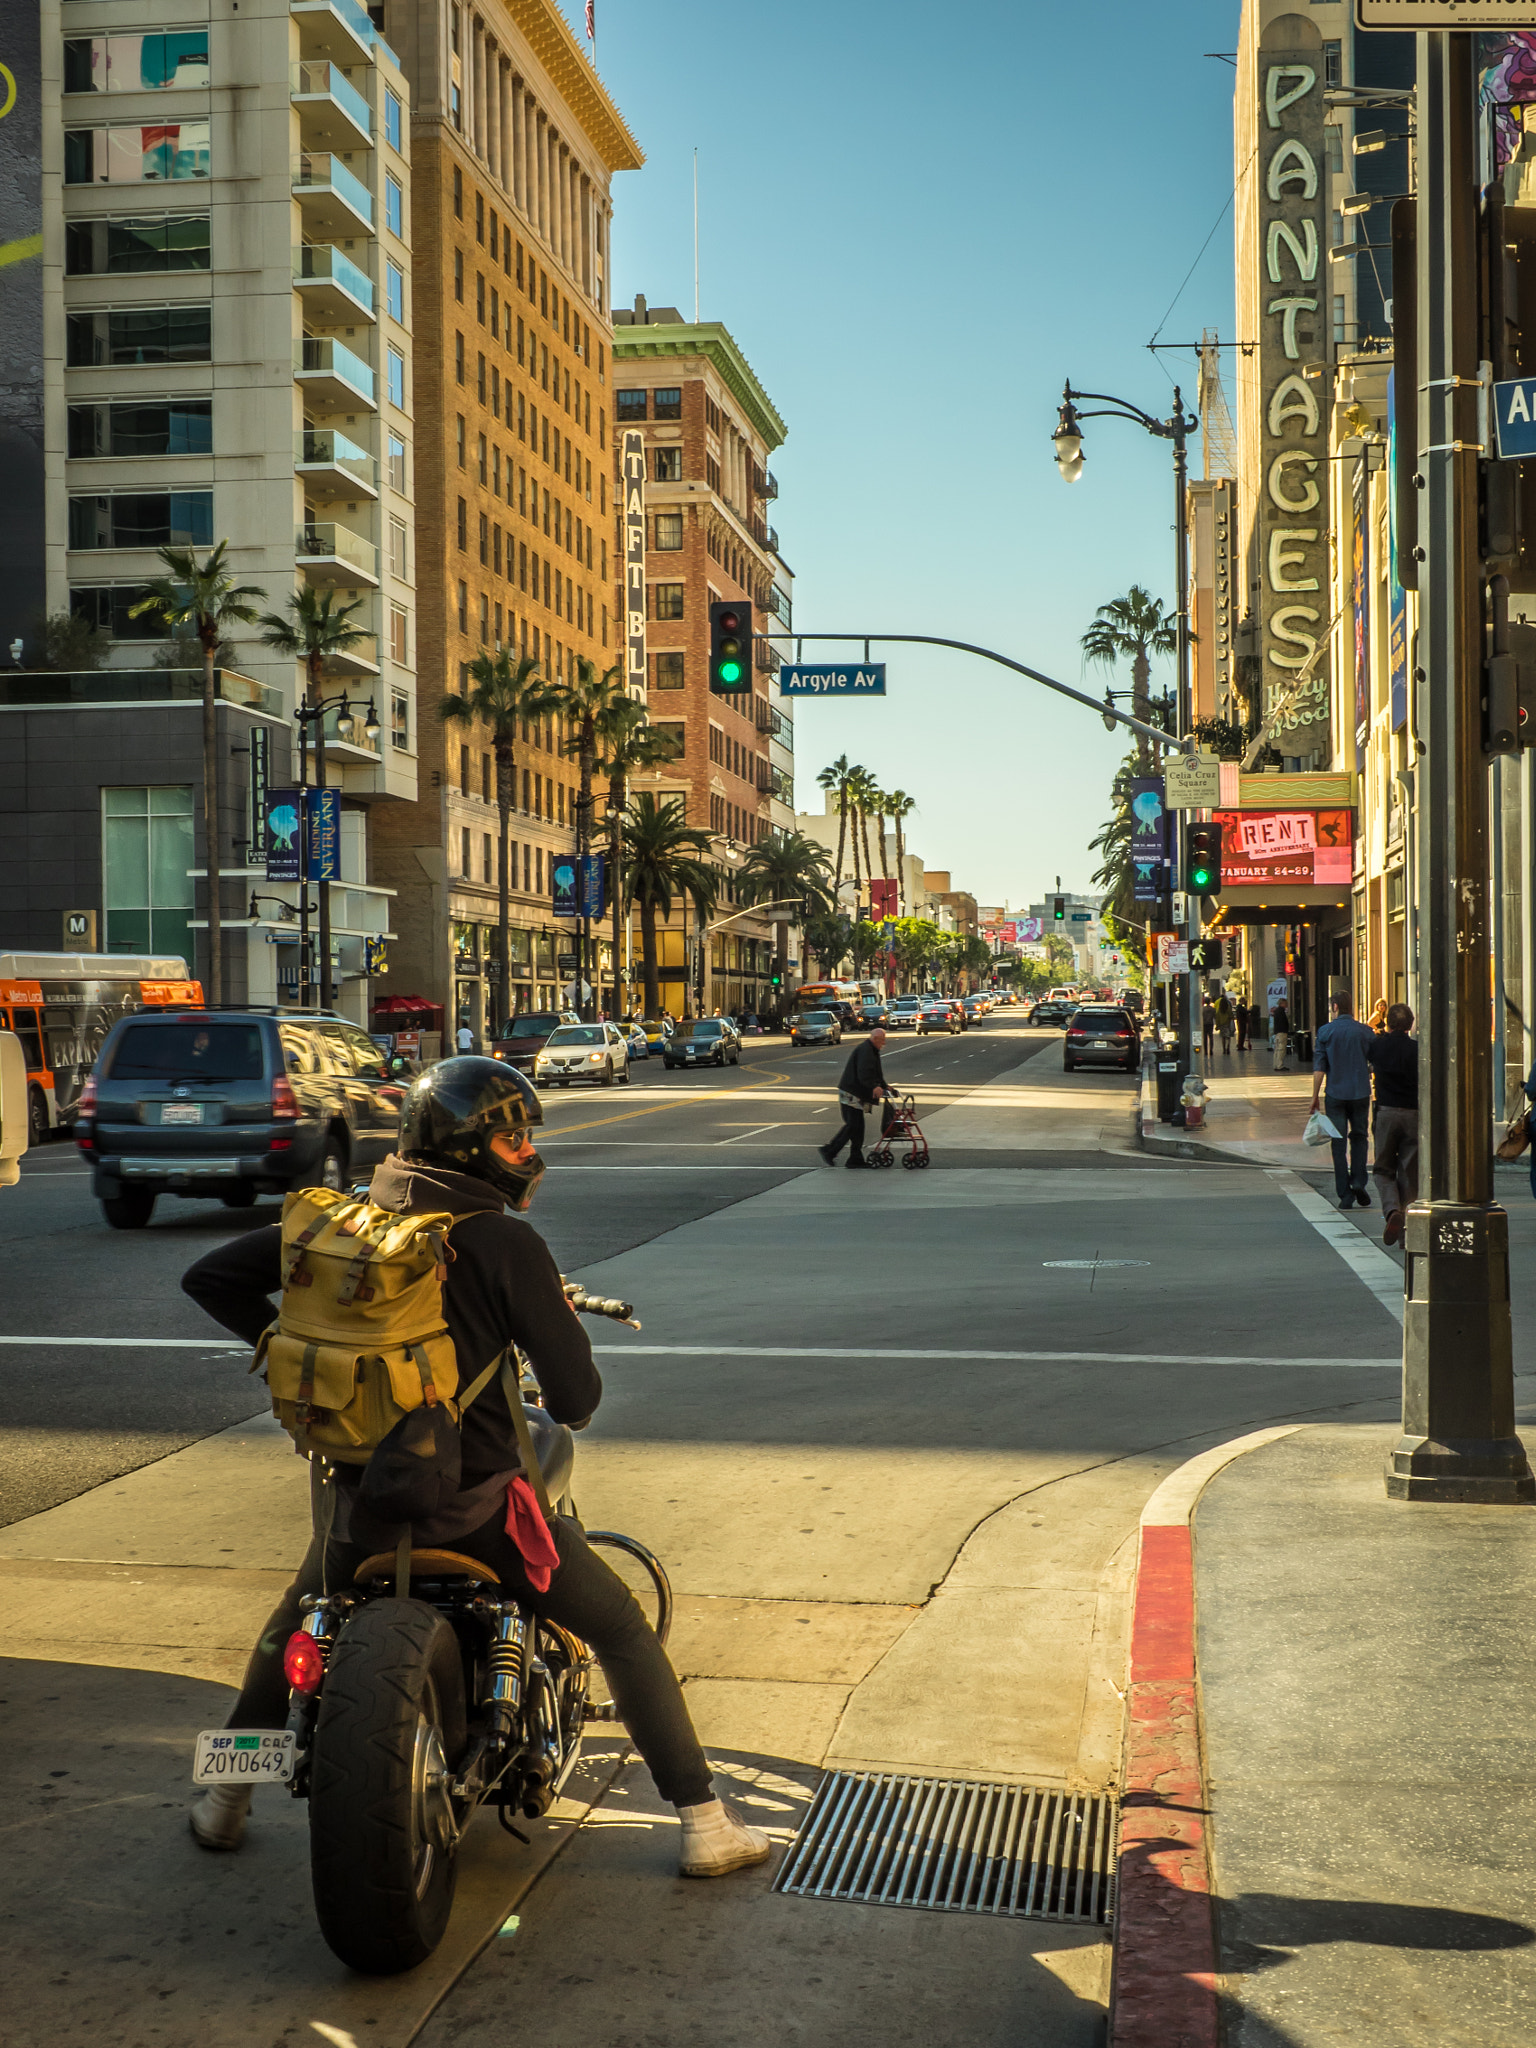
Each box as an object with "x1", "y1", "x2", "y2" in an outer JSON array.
[{"x1": 1303, "y1": 1111, "x2": 1341, "y2": 1146}]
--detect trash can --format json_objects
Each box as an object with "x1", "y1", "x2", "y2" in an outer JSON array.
[{"x1": 1156, "y1": 1057, "x2": 1181, "y2": 1122}]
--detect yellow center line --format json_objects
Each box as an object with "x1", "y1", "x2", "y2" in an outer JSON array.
[{"x1": 539, "y1": 1062, "x2": 795, "y2": 1139}]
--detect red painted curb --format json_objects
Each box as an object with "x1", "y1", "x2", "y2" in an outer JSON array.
[{"x1": 1109, "y1": 1522, "x2": 1218, "y2": 2048}]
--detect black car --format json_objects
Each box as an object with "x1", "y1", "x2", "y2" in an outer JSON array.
[
  {"x1": 1063, "y1": 1004, "x2": 1141, "y2": 1073},
  {"x1": 663, "y1": 1018, "x2": 742, "y2": 1068},
  {"x1": 490, "y1": 1011, "x2": 576, "y2": 1075},
  {"x1": 76, "y1": 1010, "x2": 402, "y2": 1230},
  {"x1": 1028, "y1": 999, "x2": 1076, "y2": 1028},
  {"x1": 789, "y1": 1009, "x2": 842, "y2": 1048},
  {"x1": 829, "y1": 1000, "x2": 862, "y2": 1030}
]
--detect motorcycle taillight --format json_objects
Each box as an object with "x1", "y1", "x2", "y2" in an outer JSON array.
[{"x1": 284, "y1": 1629, "x2": 326, "y2": 1694}]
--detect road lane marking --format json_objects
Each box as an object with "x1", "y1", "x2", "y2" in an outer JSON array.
[
  {"x1": 1265, "y1": 1167, "x2": 1405, "y2": 1326},
  {"x1": 0, "y1": 1335, "x2": 251, "y2": 1348},
  {"x1": 587, "y1": 1344, "x2": 1399, "y2": 1369},
  {"x1": 719, "y1": 1125, "x2": 782, "y2": 1144}
]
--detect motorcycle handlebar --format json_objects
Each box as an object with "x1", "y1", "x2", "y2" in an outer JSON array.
[{"x1": 562, "y1": 1281, "x2": 640, "y2": 1328}]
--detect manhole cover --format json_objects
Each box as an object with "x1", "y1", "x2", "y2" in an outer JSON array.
[
  {"x1": 773, "y1": 1771, "x2": 1115, "y2": 1923},
  {"x1": 1043, "y1": 1259, "x2": 1150, "y2": 1270}
]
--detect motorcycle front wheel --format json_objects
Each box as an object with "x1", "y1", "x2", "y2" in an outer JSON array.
[{"x1": 308, "y1": 1598, "x2": 468, "y2": 1975}]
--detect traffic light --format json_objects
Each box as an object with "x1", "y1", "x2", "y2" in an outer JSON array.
[
  {"x1": 709, "y1": 600, "x2": 752, "y2": 694},
  {"x1": 1185, "y1": 821, "x2": 1223, "y2": 898},
  {"x1": 770, "y1": 968, "x2": 783, "y2": 988},
  {"x1": 1052, "y1": 896, "x2": 1065, "y2": 922}
]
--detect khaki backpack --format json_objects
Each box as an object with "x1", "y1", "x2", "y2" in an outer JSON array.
[{"x1": 254, "y1": 1186, "x2": 486, "y2": 1463}]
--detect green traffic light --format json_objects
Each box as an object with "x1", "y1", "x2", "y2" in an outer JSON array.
[
  {"x1": 719, "y1": 660, "x2": 742, "y2": 684},
  {"x1": 1191, "y1": 865, "x2": 1212, "y2": 889}
]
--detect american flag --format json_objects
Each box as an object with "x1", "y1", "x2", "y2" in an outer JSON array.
[{"x1": 586, "y1": 0, "x2": 594, "y2": 38}]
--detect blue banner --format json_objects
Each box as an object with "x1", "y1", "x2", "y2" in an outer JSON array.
[
  {"x1": 1129, "y1": 777, "x2": 1166, "y2": 901},
  {"x1": 265, "y1": 789, "x2": 302, "y2": 881},
  {"x1": 307, "y1": 787, "x2": 340, "y2": 882},
  {"x1": 551, "y1": 857, "x2": 578, "y2": 920},
  {"x1": 579, "y1": 851, "x2": 605, "y2": 920}
]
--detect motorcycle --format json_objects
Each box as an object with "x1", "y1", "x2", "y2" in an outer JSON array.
[{"x1": 199, "y1": 1286, "x2": 668, "y2": 1976}]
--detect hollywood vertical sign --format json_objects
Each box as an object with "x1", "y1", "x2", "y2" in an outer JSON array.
[
  {"x1": 621, "y1": 428, "x2": 646, "y2": 696},
  {"x1": 1258, "y1": 30, "x2": 1330, "y2": 762}
]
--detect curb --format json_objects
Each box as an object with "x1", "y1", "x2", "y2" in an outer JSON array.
[{"x1": 1109, "y1": 1425, "x2": 1303, "y2": 2048}]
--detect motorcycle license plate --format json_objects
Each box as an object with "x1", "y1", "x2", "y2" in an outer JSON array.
[
  {"x1": 193, "y1": 1729, "x2": 296, "y2": 1784},
  {"x1": 161, "y1": 1102, "x2": 204, "y2": 1125}
]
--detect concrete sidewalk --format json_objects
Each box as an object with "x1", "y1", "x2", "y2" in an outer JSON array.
[
  {"x1": 1192, "y1": 1415, "x2": 1536, "y2": 2046},
  {"x1": 1140, "y1": 1051, "x2": 1319, "y2": 1169}
]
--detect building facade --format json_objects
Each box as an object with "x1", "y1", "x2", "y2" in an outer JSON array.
[{"x1": 369, "y1": 0, "x2": 640, "y2": 1036}]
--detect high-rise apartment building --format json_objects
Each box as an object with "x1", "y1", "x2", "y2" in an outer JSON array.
[
  {"x1": 370, "y1": 0, "x2": 641, "y2": 1036},
  {"x1": 0, "y1": 0, "x2": 414, "y2": 1014}
]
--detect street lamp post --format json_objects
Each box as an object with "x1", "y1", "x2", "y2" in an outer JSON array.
[
  {"x1": 293, "y1": 690, "x2": 379, "y2": 1010},
  {"x1": 1054, "y1": 380, "x2": 1199, "y2": 1075}
]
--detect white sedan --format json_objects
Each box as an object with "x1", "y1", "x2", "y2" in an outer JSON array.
[{"x1": 534, "y1": 1022, "x2": 632, "y2": 1087}]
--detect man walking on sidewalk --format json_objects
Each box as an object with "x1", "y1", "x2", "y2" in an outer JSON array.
[
  {"x1": 1368, "y1": 1002, "x2": 1418, "y2": 1245},
  {"x1": 1311, "y1": 990, "x2": 1377, "y2": 1210},
  {"x1": 1270, "y1": 997, "x2": 1292, "y2": 1072},
  {"x1": 820, "y1": 1027, "x2": 888, "y2": 1170}
]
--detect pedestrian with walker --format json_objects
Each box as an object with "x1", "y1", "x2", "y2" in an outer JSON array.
[
  {"x1": 1311, "y1": 990, "x2": 1377, "y2": 1211},
  {"x1": 819, "y1": 1027, "x2": 889, "y2": 1170}
]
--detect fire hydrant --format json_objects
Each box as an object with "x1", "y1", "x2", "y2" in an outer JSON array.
[{"x1": 1180, "y1": 1074, "x2": 1208, "y2": 1129}]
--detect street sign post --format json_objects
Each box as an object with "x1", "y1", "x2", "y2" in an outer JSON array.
[
  {"x1": 778, "y1": 665, "x2": 886, "y2": 697},
  {"x1": 1164, "y1": 752, "x2": 1221, "y2": 810}
]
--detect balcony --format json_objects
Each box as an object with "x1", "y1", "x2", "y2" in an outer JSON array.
[
  {"x1": 296, "y1": 426, "x2": 377, "y2": 498},
  {"x1": 754, "y1": 637, "x2": 780, "y2": 673},
  {"x1": 295, "y1": 334, "x2": 376, "y2": 410},
  {"x1": 755, "y1": 756, "x2": 774, "y2": 794},
  {"x1": 297, "y1": 520, "x2": 379, "y2": 587},
  {"x1": 291, "y1": 0, "x2": 381, "y2": 65},
  {"x1": 294, "y1": 242, "x2": 375, "y2": 323},
  {"x1": 752, "y1": 467, "x2": 779, "y2": 502},
  {"x1": 291, "y1": 61, "x2": 372, "y2": 151},
  {"x1": 292, "y1": 152, "x2": 373, "y2": 236}
]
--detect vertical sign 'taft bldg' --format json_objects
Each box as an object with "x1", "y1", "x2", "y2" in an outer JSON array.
[
  {"x1": 1258, "y1": 21, "x2": 1331, "y2": 763},
  {"x1": 621, "y1": 429, "x2": 646, "y2": 697}
]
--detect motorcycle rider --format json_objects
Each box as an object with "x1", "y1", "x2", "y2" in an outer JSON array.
[{"x1": 180, "y1": 1056, "x2": 770, "y2": 1880}]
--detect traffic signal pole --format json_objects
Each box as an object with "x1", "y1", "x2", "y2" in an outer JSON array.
[{"x1": 1386, "y1": 30, "x2": 1532, "y2": 1502}]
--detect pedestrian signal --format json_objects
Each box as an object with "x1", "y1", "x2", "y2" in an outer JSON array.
[
  {"x1": 1185, "y1": 821, "x2": 1223, "y2": 897},
  {"x1": 709, "y1": 600, "x2": 752, "y2": 694}
]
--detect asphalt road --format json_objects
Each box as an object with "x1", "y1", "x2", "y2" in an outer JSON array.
[{"x1": 0, "y1": 1015, "x2": 1098, "y2": 1525}]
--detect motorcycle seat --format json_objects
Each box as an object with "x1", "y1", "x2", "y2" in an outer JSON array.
[{"x1": 353, "y1": 1547, "x2": 501, "y2": 1586}]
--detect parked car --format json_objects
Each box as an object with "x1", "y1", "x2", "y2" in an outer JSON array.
[
  {"x1": 886, "y1": 997, "x2": 923, "y2": 1030},
  {"x1": 663, "y1": 1017, "x2": 742, "y2": 1068},
  {"x1": 534, "y1": 1021, "x2": 632, "y2": 1088},
  {"x1": 916, "y1": 1001, "x2": 961, "y2": 1037},
  {"x1": 490, "y1": 1010, "x2": 578, "y2": 1075},
  {"x1": 1063, "y1": 1004, "x2": 1141, "y2": 1074},
  {"x1": 1027, "y1": 999, "x2": 1076, "y2": 1028},
  {"x1": 76, "y1": 1009, "x2": 401, "y2": 1231},
  {"x1": 789, "y1": 1008, "x2": 842, "y2": 1048}
]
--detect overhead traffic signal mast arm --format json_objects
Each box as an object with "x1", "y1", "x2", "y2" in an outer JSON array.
[{"x1": 773, "y1": 632, "x2": 1191, "y2": 754}]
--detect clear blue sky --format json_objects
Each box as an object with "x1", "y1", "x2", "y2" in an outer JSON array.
[{"x1": 562, "y1": 0, "x2": 1239, "y2": 906}]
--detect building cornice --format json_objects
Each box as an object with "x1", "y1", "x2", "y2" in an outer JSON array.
[
  {"x1": 612, "y1": 323, "x2": 787, "y2": 452},
  {"x1": 506, "y1": 0, "x2": 643, "y2": 172}
]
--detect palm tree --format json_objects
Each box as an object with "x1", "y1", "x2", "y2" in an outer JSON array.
[
  {"x1": 621, "y1": 792, "x2": 718, "y2": 1020},
  {"x1": 884, "y1": 790, "x2": 916, "y2": 913},
  {"x1": 256, "y1": 587, "x2": 372, "y2": 1009},
  {"x1": 736, "y1": 830, "x2": 833, "y2": 1001},
  {"x1": 847, "y1": 766, "x2": 883, "y2": 899},
  {"x1": 815, "y1": 754, "x2": 854, "y2": 896},
  {"x1": 593, "y1": 696, "x2": 679, "y2": 1015},
  {"x1": 130, "y1": 542, "x2": 266, "y2": 1004},
  {"x1": 1081, "y1": 586, "x2": 1178, "y2": 772},
  {"x1": 1091, "y1": 748, "x2": 1142, "y2": 955},
  {"x1": 550, "y1": 656, "x2": 626, "y2": 1016},
  {"x1": 437, "y1": 648, "x2": 558, "y2": 1030},
  {"x1": 866, "y1": 781, "x2": 892, "y2": 887}
]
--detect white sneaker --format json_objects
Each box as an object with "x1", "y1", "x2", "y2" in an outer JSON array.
[
  {"x1": 189, "y1": 1784, "x2": 252, "y2": 1851},
  {"x1": 677, "y1": 1796, "x2": 773, "y2": 1879}
]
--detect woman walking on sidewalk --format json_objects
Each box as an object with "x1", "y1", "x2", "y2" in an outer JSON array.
[{"x1": 1270, "y1": 999, "x2": 1292, "y2": 1072}]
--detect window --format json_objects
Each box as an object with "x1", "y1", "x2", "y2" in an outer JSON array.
[
  {"x1": 456, "y1": 415, "x2": 466, "y2": 467},
  {"x1": 391, "y1": 689, "x2": 410, "y2": 750},
  {"x1": 454, "y1": 167, "x2": 463, "y2": 217},
  {"x1": 706, "y1": 454, "x2": 720, "y2": 493},
  {"x1": 478, "y1": 352, "x2": 486, "y2": 402},
  {"x1": 483, "y1": 833, "x2": 493, "y2": 883},
  {"x1": 652, "y1": 387, "x2": 682, "y2": 421},
  {"x1": 387, "y1": 346, "x2": 405, "y2": 409},
  {"x1": 653, "y1": 512, "x2": 684, "y2": 551},
  {"x1": 482, "y1": 754, "x2": 491, "y2": 803},
  {"x1": 1323, "y1": 38, "x2": 1341, "y2": 86},
  {"x1": 653, "y1": 583, "x2": 684, "y2": 620},
  {"x1": 457, "y1": 579, "x2": 468, "y2": 630},
  {"x1": 387, "y1": 514, "x2": 407, "y2": 579},
  {"x1": 384, "y1": 86, "x2": 402, "y2": 151},
  {"x1": 461, "y1": 827, "x2": 472, "y2": 878},
  {"x1": 454, "y1": 248, "x2": 463, "y2": 302},
  {"x1": 653, "y1": 650, "x2": 684, "y2": 689},
  {"x1": 479, "y1": 512, "x2": 489, "y2": 564},
  {"x1": 102, "y1": 785, "x2": 194, "y2": 958},
  {"x1": 389, "y1": 603, "x2": 408, "y2": 662},
  {"x1": 66, "y1": 213, "x2": 209, "y2": 274},
  {"x1": 480, "y1": 592, "x2": 489, "y2": 642},
  {"x1": 653, "y1": 721, "x2": 685, "y2": 760},
  {"x1": 69, "y1": 583, "x2": 161, "y2": 639},
  {"x1": 460, "y1": 743, "x2": 471, "y2": 794},
  {"x1": 69, "y1": 491, "x2": 212, "y2": 550},
  {"x1": 456, "y1": 498, "x2": 467, "y2": 550},
  {"x1": 384, "y1": 173, "x2": 403, "y2": 237},
  {"x1": 616, "y1": 389, "x2": 646, "y2": 422},
  {"x1": 477, "y1": 432, "x2": 487, "y2": 484},
  {"x1": 64, "y1": 33, "x2": 209, "y2": 94},
  {"x1": 68, "y1": 399, "x2": 211, "y2": 458},
  {"x1": 386, "y1": 259, "x2": 404, "y2": 323},
  {"x1": 387, "y1": 432, "x2": 407, "y2": 492},
  {"x1": 654, "y1": 446, "x2": 682, "y2": 483},
  {"x1": 455, "y1": 332, "x2": 464, "y2": 384},
  {"x1": 66, "y1": 305, "x2": 210, "y2": 367},
  {"x1": 476, "y1": 192, "x2": 485, "y2": 243},
  {"x1": 476, "y1": 272, "x2": 485, "y2": 323},
  {"x1": 65, "y1": 122, "x2": 210, "y2": 184},
  {"x1": 706, "y1": 396, "x2": 721, "y2": 434}
]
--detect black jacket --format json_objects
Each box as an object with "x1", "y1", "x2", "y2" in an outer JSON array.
[
  {"x1": 838, "y1": 1039, "x2": 886, "y2": 1105},
  {"x1": 182, "y1": 1156, "x2": 602, "y2": 1512}
]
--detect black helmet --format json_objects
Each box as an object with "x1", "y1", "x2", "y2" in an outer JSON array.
[{"x1": 398, "y1": 1056, "x2": 546, "y2": 1209}]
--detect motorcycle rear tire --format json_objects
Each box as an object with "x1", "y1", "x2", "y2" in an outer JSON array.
[{"x1": 308, "y1": 1597, "x2": 468, "y2": 1975}]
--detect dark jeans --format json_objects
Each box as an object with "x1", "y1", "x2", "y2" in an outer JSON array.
[
  {"x1": 227, "y1": 1493, "x2": 712, "y2": 1810},
  {"x1": 1371, "y1": 1104, "x2": 1419, "y2": 1218},
  {"x1": 1326, "y1": 1093, "x2": 1371, "y2": 1201},
  {"x1": 825, "y1": 1100, "x2": 868, "y2": 1165}
]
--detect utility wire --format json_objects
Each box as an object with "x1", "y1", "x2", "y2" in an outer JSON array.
[{"x1": 1148, "y1": 142, "x2": 1257, "y2": 352}]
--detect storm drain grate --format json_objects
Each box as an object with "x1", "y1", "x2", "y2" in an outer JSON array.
[{"x1": 773, "y1": 1772, "x2": 1116, "y2": 1924}]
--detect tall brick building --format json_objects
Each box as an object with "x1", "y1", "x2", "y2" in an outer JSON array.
[
  {"x1": 371, "y1": 0, "x2": 641, "y2": 1034},
  {"x1": 611, "y1": 300, "x2": 795, "y2": 1016}
]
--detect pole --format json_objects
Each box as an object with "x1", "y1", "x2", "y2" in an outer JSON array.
[
  {"x1": 693, "y1": 149, "x2": 699, "y2": 324},
  {"x1": 313, "y1": 694, "x2": 333, "y2": 1011},
  {"x1": 1386, "y1": 30, "x2": 1532, "y2": 1502},
  {"x1": 1172, "y1": 392, "x2": 1199, "y2": 1085},
  {"x1": 610, "y1": 792, "x2": 623, "y2": 1019},
  {"x1": 297, "y1": 712, "x2": 311, "y2": 1010}
]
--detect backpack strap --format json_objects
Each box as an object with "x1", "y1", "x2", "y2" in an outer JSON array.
[
  {"x1": 454, "y1": 1350, "x2": 505, "y2": 1415},
  {"x1": 407, "y1": 1342, "x2": 440, "y2": 1408},
  {"x1": 499, "y1": 1353, "x2": 554, "y2": 1522},
  {"x1": 296, "y1": 1340, "x2": 320, "y2": 1421}
]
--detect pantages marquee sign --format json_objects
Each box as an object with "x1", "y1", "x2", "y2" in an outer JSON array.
[{"x1": 1258, "y1": 26, "x2": 1331, "y2": 762}]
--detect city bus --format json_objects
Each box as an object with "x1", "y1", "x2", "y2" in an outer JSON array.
[
  {"x1": 793, "y1": 979, "x2": 864, "y2": 1019},
  {"x1": 0, "y1": 953, "x2": 203, "y2": 1141}
]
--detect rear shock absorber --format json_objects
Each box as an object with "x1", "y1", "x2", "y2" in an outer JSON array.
[{"x1": 486, "y1": 1605, "x2": 529, "y2": 1738}]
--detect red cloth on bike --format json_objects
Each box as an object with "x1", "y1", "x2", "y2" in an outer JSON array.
[{"x1": 504, "y1": 1476, "x2": 560, "y2": 1591}]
